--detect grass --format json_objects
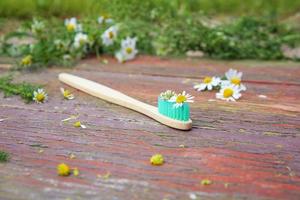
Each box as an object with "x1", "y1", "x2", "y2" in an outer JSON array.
[
  {"x1": 0, "y1": 151, "x2": 9, "y2": 162},
  {"x1": 0, "y1": 75, "x2": 41, "y2": 103},
  {"x1": 0, "y1": 0, "x2": 299, "y2": 19}
]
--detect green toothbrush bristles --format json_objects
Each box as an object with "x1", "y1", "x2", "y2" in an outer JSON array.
[{"x1": 158, "y1": 97, "x2": 190, "y2": 121}]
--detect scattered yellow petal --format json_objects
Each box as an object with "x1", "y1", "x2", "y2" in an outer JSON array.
[
  {"x1": 97, "y1": 172, "x2": 111, "y2": 180},
  {"x1": 102, "y1": 59, "x2": 108, "y2": 64},
  {"x1": 38, "y1": 149, "x2": 44, "y2": 153},
  {"x1": 201, "y1": 179, "x2": 212, "y2": 186},
  {"x1": 69, "y1": 153, "x2": 76, "y2": 159},
  {"x1": 150, "y1": 154, "x2": 164, "y2": 165},
  {"x1": 224, "y1": 182, "x2": 229, "y2": 188},
  {"x1": 57, "y1": 163, "x2": 71, "y2": 176},
  {"x1": 179, "y1": 144, "x2": 186, "y2": 148},
  {"x1": 73, "y1": 168, "x2": 79, "y2": 176},
  {"x1": 102, "y1": 172, "x2": 111, "y2": 180}
]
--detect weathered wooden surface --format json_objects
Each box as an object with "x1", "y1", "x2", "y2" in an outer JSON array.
[{"x1": 0, "y1": 56, "x2": 300, "y2": 200}]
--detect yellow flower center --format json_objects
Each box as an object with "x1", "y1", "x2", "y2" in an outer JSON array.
[
  {"x1": 36, "y1": 93, "x2": 45, "y2": 102},
  {"x1": 176, "y1": 95, "x2": 187, "y2": 103},
  {"x1": 67, "y1": 23, "x2": 75, "y2": 32},
  {"x1": 223, "y1": 88, "x2": 234, "y2": 98},
  {"x1": 126, "y1": 47, "x2": 133, "y2": 54},
  {"x1": 108, "y1": 31, "x2": 114, "y2": 39},
  {"x1": 63, "y1": 90, "x2": 71, "y2": 98},
  {"x1": 203, "y1": 76, "x2": 212, "y2": 84},
  {"x1": 57, "y1": 163, "x2": 70, "y2": 176},
  {"x1": 74, "y1": 121, "x2": 81, "y2": 127},
  {"x1": 231, "y1": 77, "x2": 241, "y2": 85},
  {"x1": 150, "y1": 154, "x2": 164, "y2": 165}
]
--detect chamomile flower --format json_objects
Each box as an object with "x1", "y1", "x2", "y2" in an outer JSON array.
[
  {"x1": 60, "y1": 88, "x2": 74, "y2": 100},
  {"x1": 170, "y1": 91, "x2": 194, "y2": 108},
  {"x1": 120, "y1": 37, "x2": 138, "y2": 61},
  {"x1": 54, "y1": 39, "x2": 69, "y2": 51},
  {"x1": 194, "y1": 76, "x2": 221, "y2": 91},
  {"x1": 101, "y1": 26, "x2": 118, "y2": 46},
  {"x1": 21, "y1": 55, "x2": 32, "y2": 67},
  {"x1": 97, "y1": 16, "x2": 114, "y2": 24},
  {"x1": 74, "y1": 121, "x2": 86, "y2": 129},
  {"x1": 223, "y1": 68, "x2": 246, "y2": 91},
  {"x1": 31, "y1": 19, "x2": 45, "y2": 35},
  {"x1": 115, "y1": 51, "x2": 125, "y2": 63},
  {"x1": 74, "y1": 33, "x2": 89, "y2": 49},
  {"x1": 33, "y1": 88, "x2": 48, "y2": 104},
  {"x1": 216, "y1": 85, "x2": 242, "y2": 102},
  {"x1": 160, "y1": 90, "x2": 176, "y2": 100},
  {"x1": 64, "y1": 17, "x2": 82, "y2": 32}
]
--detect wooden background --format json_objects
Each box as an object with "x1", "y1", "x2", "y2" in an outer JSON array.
[{"x1": 0, "y1": 56, "x2": 300, "y2": 200}]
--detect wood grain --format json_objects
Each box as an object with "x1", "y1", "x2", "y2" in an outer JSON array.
[{"x1": 0, "y1": 56, "x2": 299, "y2": 200}]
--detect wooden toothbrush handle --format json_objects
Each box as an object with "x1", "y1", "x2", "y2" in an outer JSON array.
[
  {"x1": 58, "y1": 73, "x2": 192, "y2": 130},
  {"x1": 58, "y1": 73, "x2": 157, "y2": 113}
]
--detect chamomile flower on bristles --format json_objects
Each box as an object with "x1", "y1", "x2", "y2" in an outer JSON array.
[
  {"x1": 33, "y1": 88, "x2": 48, "y2": 104},
  {"x1": 194, "y1": 76, "x2": 221, "y2": 91},
  {"x1": 160, "y1": 90, "x2": 176, "y2": 100},
  {"x1": 170, "y1": 91, "x2": 194, "y2": 108},
  {"x1": 74, "y1": 32, "x2": 89, "y2": 49},
  {"x1": 223, "y1": 68, "x2": 246, "y2": 91},
  {"x1": 216, "y1": 84, "x2": 242, "y2": 102},
  {"x1": 101, "y1": 26, "x2": 118, "y2": 46},
  {"x1": 64, "y1": 17, "x2": 82, "y2": 32},
  {"x1": 60, "y1": 88, "x2": 74, "y2": 100}
]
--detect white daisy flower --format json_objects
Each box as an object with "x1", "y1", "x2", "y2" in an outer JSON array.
[
  {"x1": 101, "y1": 26, "x2": 118, "y2": 46},
  {"x1": 115, "y1": 37, "x2": 138, "y2": 62},
  {"x1": 170, "y1": 91, "x2": 194, "y2": 108},
  {"x1": 115, "y1": 51, "x2": 125, "y2": 63},
  {"x1": 160, "y1": 90, "x2": 176, "y2": 100},
  {"x1": 97, "y1": 16, "x2": 114, "y2": 24},
  {"x1": 121, "y1": 37, "x2": 138, "y2": 60},
  {"x1": 63, "y1": 54, "x2": 72, "y2": 61},
  {"x1": 60, "y1": 88, "x2": 74, "y2": 100},
  {"x1": 216, "y1": 85, "x2": 242, "y2": 102},
  {"x1": 31, "y1": 19, "x2": 45, "y2": 35},
  {"x1": 74, "y1": 32, "x2": 89, "y2": 48},
  {"x1": 194, "y1": 76, "x2": 221, "y2": 91},
  {"x1": 223, "y1": 68, "x2": 246, "y2": 91},
  {"x1": 64, "y1": 17, "x2": 82, "y2": 32},
  {"x1": 33, "y1": 88, "x2": 48, "y2": 104}
]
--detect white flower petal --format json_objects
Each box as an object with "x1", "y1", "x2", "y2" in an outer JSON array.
[{"x1": 207, "y1": 84, "x2": 213, "y2": 90}]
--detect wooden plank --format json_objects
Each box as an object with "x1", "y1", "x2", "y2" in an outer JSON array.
[{"x1": 0, "y1": 56, "x2": 300, "y2": 200}]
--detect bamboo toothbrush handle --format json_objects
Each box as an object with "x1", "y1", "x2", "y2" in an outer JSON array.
[{"x1": 58, "y1": 73, "x2": 192, "y2": 130}]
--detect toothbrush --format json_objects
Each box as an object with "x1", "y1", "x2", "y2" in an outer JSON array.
[{"x1": 59, "y1": 73, "x2": 192, "y2": 130}]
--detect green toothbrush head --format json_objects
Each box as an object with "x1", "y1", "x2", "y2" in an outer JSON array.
[{"x1": 158, "y1": 90, "x2": 193, "y2": 121}]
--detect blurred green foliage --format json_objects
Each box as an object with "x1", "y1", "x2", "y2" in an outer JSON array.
[
  {"x1": 0, "y1": 1, "x2": 299, "y2": 64},
  {"x1": 0, "y1": 0, "x2": 299, "y2": 19}
]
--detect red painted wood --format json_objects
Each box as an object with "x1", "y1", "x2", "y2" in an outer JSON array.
[{"x1": 0, "y1": 56, "x2": 299, "y2": 200}]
